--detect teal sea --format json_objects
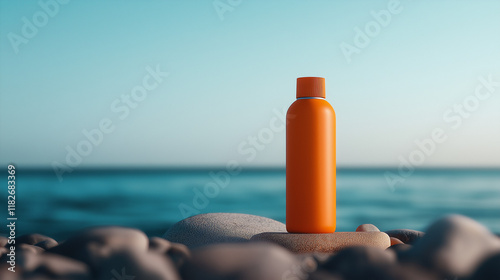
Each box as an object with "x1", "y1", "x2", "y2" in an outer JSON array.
[{"x1": 1, "y1": 168, "x2": 499, "y2": 240}]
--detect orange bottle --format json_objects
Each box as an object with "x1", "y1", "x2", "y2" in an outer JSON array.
[{"x1": 286, "y1": 77, "x2": 336, "y2": 233}]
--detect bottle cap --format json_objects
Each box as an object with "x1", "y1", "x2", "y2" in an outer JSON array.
[{"x1": 296, "y1": 77, "x2": 325, "y2": 98}]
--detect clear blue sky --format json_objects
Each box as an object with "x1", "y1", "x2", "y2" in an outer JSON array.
[{"x1": 1, "y1": 0, "x2": 499, "y2": 168}]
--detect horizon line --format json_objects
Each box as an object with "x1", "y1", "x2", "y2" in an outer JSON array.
[{"x1": 9, "y1": 165, "x2": 500, "y2": 173}]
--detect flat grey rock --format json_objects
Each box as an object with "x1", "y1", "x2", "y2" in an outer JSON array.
[
  {"x1": 163, "y1": 213, "x2": 286, "y2": 248},
  {"x1": 251, "y1": 232, "x2": 391, "y2": 253}
]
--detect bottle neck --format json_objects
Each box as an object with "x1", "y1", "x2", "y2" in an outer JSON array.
[{"x1": 297, "y1": 97, "x2": 324, "y2": 100}]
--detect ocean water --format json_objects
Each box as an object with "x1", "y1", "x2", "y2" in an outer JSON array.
[{"x1": 1, "y1": 168, "x2": 499, "y2": 240}]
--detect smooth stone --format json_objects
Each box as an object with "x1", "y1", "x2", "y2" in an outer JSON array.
[
  {"x1": 251, "y1": 232, "x2": 391, "y2": 253},
  {"x1": 167, "y1": 244, "x2": 191, "y2": 269},
  {"x1": 407, "y1": 215, "x2": 500, "y2": 277},
  {"x1": 97, "y1": 250, "x2": 180, "y2": 280},
  {"x1": 0, "y1": 236, "x2": 8, "y2": 247},
  {"x1": 181, "y1": 242, "x2": 299, "y2": 280},
  {"x1": 18, "y1": 244, "x2": 44, "y2": 255},
  {"x1": 390, "y1": 237, "x2": 404, "y2": 246},
  {"x1": 470, "y1": 252, "x2": 500, "y2": 280},
  {"x1": 312, "y1": 270, "x2": 427, "y2": 280},
  {"x1": 297, "y1": 254, "x2": 319, "y2": 274},
  {"x1": 48, "y1": 226, "x2": 148, "y2": 270},
  {"x1": 164, "y1": 213, "x2": 286, "y2": 248},
  {"x1": 17, "y1": 234, "x2": 57, "y2": 246},
  {"x1": 149, "y1": 237, "x2": 191, "y2": 268},
  {"x1": 387, "y1": 244, "x2": 412, "y2": 262},
  {"x1": 303, "y1": 252, "x2": 332, "y2": 267},
  {"x1": 385, "y1": 229, "x2": 424, "y2": 244},
  {"x1": 149, "y1": 237, "x2": 171, "y2": 253},
  {"x1": 387, "y1": 243, "x2": 411, "y2": 253},
  {"x1": 316, "y1": 247, "x2": 439, "y2": 280},
  {"x1": 0, "y1": 247, "x2": 7, "y2": 258},
  {"x1": 0, "y1": 264, "x2": 18, "y2": 280},
  {"x1": 318, "y1": 246, "x2": 395, "y2": 279},
  {"x1": 385, "y1": 263, "x2": 441, "y2": 280},
  {"x1": 356, "y1": 224, "x2": 380, "y2": 232},
  {"x1": 20, "y1": 252, "x2": 91, "y2": 279},
  {"x1": 35, "y1": 239, "x2": 58, "y2": 250},
  {"x1": 309, "y1": 270, "x2": 343, "y2": 280}
]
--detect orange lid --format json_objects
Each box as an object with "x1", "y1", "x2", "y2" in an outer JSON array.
[{"x1": 296, "y1": 77, "x2": 325, "y2": 98}]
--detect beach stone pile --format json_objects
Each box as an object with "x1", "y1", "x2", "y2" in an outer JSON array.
[{"x1": 1, "y1": 213, "x2": 500, "y2": 279}]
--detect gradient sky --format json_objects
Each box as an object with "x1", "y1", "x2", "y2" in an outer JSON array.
[{"x1": 1, "y1": 0, "x2": 499, "y2": 168}]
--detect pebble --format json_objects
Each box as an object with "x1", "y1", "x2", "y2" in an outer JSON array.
[
  {"x1": 35, "y1": 239, "x2": 59, "y2": 250},
  {"x1": 0, "y1": 236, "x2": 8, "y2": 247},
  {"x1": 149, "y1": 237, "x2": 191, "y2": 268},
  {"x1": 316, "y1": 246, "x2": 396, "y2": 279},
  {"x1": 149, "y1": 237, "x2": 172, "y2": 253},
  {"x1": 305, "y1": 252, "x2": 332, "y2": 267},
  {"x1": 387, "y1": 243, "x2": 412, "y2": 262},
  {"x1": 407, "y1": 214, "x2": 500, "y2": 277},
  {"x1": 0, "y1": 247, "x2": 7, "y2": 258},
  {"x1": 97, "y1": 250, "x2": 180, "y2": 280},
  {"x1": 470, "y1": 252, "x2": 500, "y2": 280},
  {"x1": 18, "y1": 244, "x2": 44, "y2": 255},
  {"x1": 17, "y1": 234, "x2": 57, "y2": 247},
  {"x1": 309, "y1": 270, "x2": 343, "y2": 280},
  {"x1": 19, "y1": 252, "x2": 91, "y2": 279},
  {"x1": 48, "y1": 226, "x2": 149, "y2": 270},
  {"x1": 164, "y1": 213, "x2": 286, "y2": 248},
  {"x1": 385, "y1": 229, "x2": 424, "y2": 244},
  {"x1": 324, "y1": 246, "x2": 396, "y2": 267},
  {"x1": 251, "y1": 231, "x2": 391, "y2": 253},
  {"x1": 390, "y1": 237, "x2": 404, "y2": 246},
  {"x1": 356, "y1": 224, "x2": 380, "y2": 232},
  {"x1": 387, "y1": 243, "x2": 411, "y2": 253},
  {"x1": 3, "y1": 213, "x2": 499, "y2": 279},
  {"x1": 181, "y1": 242, "x2": 299, "y2": 280},
  {"x1": 297, "y1": 254, "x2": 319, "y2": 274},
  {"x1": 0, "y1": 264, "x2": 18, "y2": 280},
  {"x1": 314, "y1": 247, "x2": 439, "y2": 280}
]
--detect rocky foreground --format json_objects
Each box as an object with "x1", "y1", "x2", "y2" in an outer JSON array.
[{"x1": 1, "y1": 213, "x2": 500, "y2": 280}]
